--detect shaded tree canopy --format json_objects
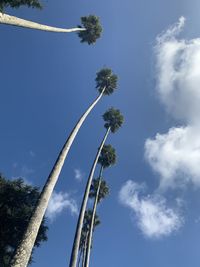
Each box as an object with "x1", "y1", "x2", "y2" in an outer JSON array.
[
  {"x1": 96, "y1": 68, "x2": 118, "y2": 95},
  {"x1": 0, "y1": 175, "x2": 48, "y2": 266},
  {"x1": 78, "y1": 15, "x2": 102, "y2": 45},
  {"x1": 98, "y1": 144, "x2": 117, "y2": 168},
  {"x1": 0, "y1": 0, "x2": 42, "y2": 12},
  {"x1": 103, "y1": 107, "x2": 124, "y2": 133}
]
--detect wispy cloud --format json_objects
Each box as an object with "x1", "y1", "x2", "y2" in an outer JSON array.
[
  {"x1": 46, "y1": 191, "x2": 78, "y2": 222},
  {"x1": 145, "y1": 17, "x2": 200, "y2": 189},
  {"x1": 74, "y1": 168, "x2": 84, "y2": 182},
  {"x1": 119, "y1": 181, "x2": 183, "y2": 238},
  {"x1": 11, "y1": 164, "x2": 34, "y2": 185},
  {"x1": 29, "y1": 150, "x2": 36, "y2": 157}
]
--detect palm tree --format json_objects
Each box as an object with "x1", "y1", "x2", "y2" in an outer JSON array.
[
  {"x1": 10, "y1": 69, "x2": 118, "y2": 267},
  {"x1": 0, "y1": 12, "x2": 102, "y2": 43},
  {"x1": 69, "y1": 108, "x2": 123, "y2": 267},
  {"x1": 85, "y1": 145, "x2": 116, "y2": 267},
  {"x1": 78, "y1": 210, "x2": 100, "y2": 267}
]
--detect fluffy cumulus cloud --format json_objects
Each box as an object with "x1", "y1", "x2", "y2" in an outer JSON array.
[
  {"x1": 46, "y1": 191, "x2": 78, "y2": 222},
  {"x1": 74, "y1": 168, "x2": 84, "y2": 182},
  {"x1": 119, "y1": 181, "x2": 182, "y2": 238},
  {"x1": 145, "y1": 17, "x2": 200, "y2": 189},
  {"x1": 145, "y1": 126, "x2": 200, "y2": 189},
  {"x1": 155, "y1": 16, "x2": 200, "y2": 123}
]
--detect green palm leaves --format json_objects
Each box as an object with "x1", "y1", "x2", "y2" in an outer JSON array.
[
  {"x1": 96, "y1": 68, "x2": 118, "y2": 95},
  {"x1": 80, "y1": 210, "x2": 100, "y2": 249},
  {"x1": 98, "y1": 144, "x2": 117, "y2": 168},
  {"x1": 78, "y1": 15, "x2": 102, "y2": 45},
  {"x1": 89, "y1": 179, "x2": 109, "y2": 203},
  {"x1": 0, "y1": 0, "x2": 42, "y2": 12},
  {"x1": 83, "y1": 210, "x2": 100, "y2": 232},
  {"x1": 103, "y1": 107, "x2": 124, "y2": 132}
]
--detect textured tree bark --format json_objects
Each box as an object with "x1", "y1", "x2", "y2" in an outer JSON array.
[
  {"x1": 69, "y1": 127, "x2": 110, "y2": 267},
  {"x1": 84, "y1": 167, "x2": 103, "y2": 267},
  {"x1": 10, "y1": 88, "x2": 106, "y2": 267},
  {"x1": 0, "y1": 12, "x2": 85, "y2": 32}
]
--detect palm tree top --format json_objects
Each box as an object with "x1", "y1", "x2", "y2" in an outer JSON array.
[
  {"x1": 103, "y1": 107, "x2": 124, "y2": 133},
  {"x1": 98, "y1": 144, "x2": 117, "y2": 168},
  {"x1": 89, "y1": 179, "x2": 109, "y2": 203},
  {"x1": 96, "y1": 68, "x2": 118, "y2": 95},
  {"x1": 82, "y1": 210, "x2": 100, "y2": 232},
  {"x1": 79, "y1": 210, "x2": 100, "y2": 250},
  {"x1": 0, "y1": 0, "x2": 42, "y2": 11},
  {"x1": 78, "y1": 15, "x2": 102, "y2": 45}
]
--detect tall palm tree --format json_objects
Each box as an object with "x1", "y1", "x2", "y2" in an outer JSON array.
[
  {"x1": 0, "y1": 13, "x2": 102, "y2": 43},
  {"x1": 78, "y1": 210, "x2": 100, "y2": 267},
  {"x1": 85, "y1": 145, "x2": 116, "y2": 267},
  {"x1": 10, "y1": 69, "x2": 118, "y2": 267},
  {"x1": 69, "y1": 108, "x2": 123, "y2": 267}
]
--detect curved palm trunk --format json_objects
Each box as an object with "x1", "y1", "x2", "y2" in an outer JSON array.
[
  {"x1": 10, "y1": 88, "x2": 106, "y2": 267},
  {"x1": 0, "y1": 12, "x2": 86, "y2": 32},
  {"x1": 84, "y1": 167, "x2": 103, "y2": 267},
  {"x1": 69, "y1": 127, "x2": 110, "y2": 267}
]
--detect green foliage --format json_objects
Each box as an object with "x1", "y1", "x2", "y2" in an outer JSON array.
[
  {"x1": 78, "y1": 15, "x2": 102, "y2": 45},
  {"x1": 0, "y1": 175, "x2": 48, "y2": 266},
  {"x1": 89, "y1": 179, "x2": 109, "y2": 203},
  {"x1": 103, "y1": 107, "x2": 124, "y2": 133},
  {"x1": 0, "y1": 0, "x2": 42, "y2": 12},
  {"x1": 79, "y1": 210, "x2": 100, "y2": 251},
  {"x1": 96, "y1": 68, "x2": 118, "y2": 95},
  {"x1": 98, "y1": 144, "x2": 117, "y2": 168},
  {"x1": 82, "y1": 210, "x2": 100, "y2": 232}
]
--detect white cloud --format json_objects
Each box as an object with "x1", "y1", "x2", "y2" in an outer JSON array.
[
  {"x1": 74, "y1": 168, "x2": 84, "y2": 182},
  {"x1": 119, "y1": 181, "x2": 182, "y2": 238},
  {"x1": 145, "y1": 17, "x2": 200, "y2": 189},
  {"x1": 145, "y1": 126, "x2": 200, "y2": 189},
  {"x1": 46, "y1": 191, "x2": 78, "y2": 222},
  {"x1": 155, "y1": 16, "x2": 200, "y2": 123}
]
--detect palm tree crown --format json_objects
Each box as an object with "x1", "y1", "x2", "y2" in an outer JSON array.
[
  {"x1": 89, "y1": 179, "x2": 109, "y2": 203},
  {"x1": 82, "y1": 210, "x2": 100, "y2": 232},
  {"x1": 98, "y1": 144, "x2": 117, "y2": 168},
  {"x1": 79, "y1": 210, "x2": 100, "y2": 252},
  {"x1": 103, "y1": 108, "x2": 124, "y2": 133},
  {"x1": 78, "y1": 15, "x2": 102, "y2": 45},
  {"x1": 0, "y1": 0, "x2": 42, "y2": 11},
  {"x1": 96, "y1": 68, "x2": 118, "y2": 95}
]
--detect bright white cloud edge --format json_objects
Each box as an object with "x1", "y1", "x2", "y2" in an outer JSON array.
[
  {"x1": 145, "y1": 16, "x2": 200, "y2": 189},
  {"x1": 119, "y1": 181, "x2": 183, "y2": 238},
  {"x1": 74, "y1": 168, "x2": 84, "y2": 182},
  {"x1": 46, "y1": 191, "x2": 78, "y2": 222}
]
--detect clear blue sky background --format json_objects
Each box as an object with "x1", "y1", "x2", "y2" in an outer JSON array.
[{"x1": 1, "y1": 0, "x2": 200, "y2": 266}]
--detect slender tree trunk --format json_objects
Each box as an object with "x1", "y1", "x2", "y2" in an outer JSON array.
[
  {"x1": 69, "y1": 127, "x2": 111, "y2": 267},
  {"x1": 10, "y1": 88, "x2": 106, "y2": 267},
  {"x1": 0, "y1": 12, "x2": 86, "y2": 32},
  {"x1": 84, "y1": 167, "x2": 103, "y2": 267}
]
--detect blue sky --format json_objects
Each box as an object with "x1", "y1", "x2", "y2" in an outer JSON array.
[{"x1": 1, "y1": 0, "x2": 200, "y2": 266}]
